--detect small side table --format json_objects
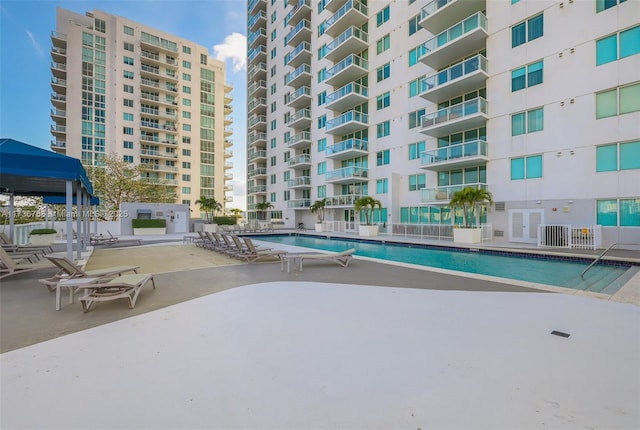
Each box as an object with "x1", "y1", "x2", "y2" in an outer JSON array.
[{"x1": 56, "y1": 277, "x2": 100, "y2": 311}]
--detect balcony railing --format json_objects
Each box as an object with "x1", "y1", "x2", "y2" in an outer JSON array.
[
  {"x1": 248, "y1": 168, "x2": 268, "y2": 178},
  {"x1": 248, "y1": 10, "x2": 267, "y2": 30},
  {"x1": 325, "y1": 110, "x2": 368, "y2": 134},
  {"x1": 288, "y1": 199, "x2": 311, "y2": 208},
  {"x1": 324, "y1": 82, "x2": 368, "y2": 111},
  {"x1": 421, "y1": 97, "x2": 488, "y2": 130},
  {"x1": 248, "y1": 46, "x2": 267, "y2": 63},
  {"x1": 248, "y1": 27, "x2": 267, "y2": 46},
  {"x1": 325, "y1": 26, "x2": 368, "y2": 61},
  {"x1": 286, "y1": 131, "x2": 312, "y2": 147},
  {"x1": 325, "y1": 54, "x2": 368, "y2": 85},
  {"x1": 248, "y1": 185, "x2": 268, "y2": 194},
  {"x1": 419, "y1": 0, "x2": 485, "y2": 34},
  {"x1": 287, "y1": 176, "x2": 312, "y2": 187},
  {"x1": 421, "y1": 182, "x2": 488, "y2": 203},
  {"x1": 325, "y1": 166, "x2": 368, "y2": 182},
  {"x1": 285, "y1": 86, "x2": 311, "y2": 106},
  {"x1": 324, "y1": 0, "x2": 368, "y2": 37},
  {"x1": 420, "y1": 140, "x2": 488, "y2": 167},
  {"x1": 325, "y1": 138, "x2": 368, "y2": 157},
  {"x1": 287, "y1": 154, "x2": 311, "y2": 167},
  {"x1": 420, "y1": 54, "x2": 488, "y2": 101},
  {"x1": 284, "y1": 19, "x2": 311, "y2": 46},
  {"x1": 286, "y1": 108, "x2": 311, "y2": 126},
  {"x1": 284, "y1": 41, "x2": 311, "y2": 67},
  {"x1": 325, "y1": 194, "x2": 363, "y2": 207},
  {"x1": 285, "y1": 63, "x2": 311, "y2": 86},
  {"x1": 248, "y1": 150, "x2": 267, "y2": 161}
]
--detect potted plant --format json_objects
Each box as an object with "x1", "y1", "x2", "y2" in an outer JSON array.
[
  {"x1": 354, "y1": 196, "x2": 382, "y2": 237},
  {"x1": 28, "y1": 228, "x2": 57, "y2": 246},
  {"x1": 132, "y1": 218, "x2": 167, "y2": 235},
  {"x1": 449, "y1": 186, "x2": 493, "y2": 243},
  {"x1": 196, "y1": 196, "x2": 222, "y2": 232},
  {"x1": 310, "y1": 198, "x2": 327, "y2": 232}
]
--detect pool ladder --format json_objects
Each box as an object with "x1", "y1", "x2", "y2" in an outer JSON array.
[{"x1": 581, "y1": 242, "x2": 639, "y2": 278}]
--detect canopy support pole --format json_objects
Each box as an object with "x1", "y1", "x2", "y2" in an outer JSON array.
[{"x1": 66, "y1": 181, "x2": 73, "y2": 260}]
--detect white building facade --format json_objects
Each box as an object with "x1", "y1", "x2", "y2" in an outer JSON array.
[
  {"x1": 51, "y1": 8, "x2": 234, "y2": 218},
  {"x1": 246, "y1": 0, "x2": 639, "y2": 247}
]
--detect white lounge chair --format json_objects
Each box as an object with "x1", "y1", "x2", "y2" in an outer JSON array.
[
  {"x1": 77, "y1": 273, "x2": 156, "y2": 313},
  {"x1": 0, "y1": 247, "x2": 55, "y2": 280},
  {"x1": 280, "y1": 248, "x2": 356, "y2": 272}
]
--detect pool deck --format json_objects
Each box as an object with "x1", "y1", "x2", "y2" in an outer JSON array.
[{"x1": 1, "y1": 232, "x2": 639, "y2": 429}]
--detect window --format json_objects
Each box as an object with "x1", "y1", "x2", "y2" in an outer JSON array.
[
  {"x1": 183, "y1": 46, "x2": 191, "y2": 54},
  {"x1": 409, "y1": 141, "x2": 425, "y2": 160},
  {"x1": 377, "y1": 121, "x2": 390, "y2": 138},
  {"x1": 597, "y1": 141, "x2": 640, "y2": 171},
  {"x1": 318, "y1": 91, "x2": 326, "y2": 106},
  {"x1": 597, "y1": 198, "x2": 639, "y2": 227},
  {"x1": 511, "y1": 60, "x2": 543, "y2": 91},
  {"x1": 318, "y1": 138, "x2": 326, "y2": 152},
  {"x1": 284, "y1": 191, "x2": 290, "y2": 201},
  {"x1": 270, "y1": 83, "x2": 276, "y2": 95},
  {"x1": 511, "y1": 107, "x2": 544, "y2": 135},
  {"x1": 318, "y1": 185, "x2": 326, "y2": 198},
  {"x1": 376, "y1": 92, "x2": 390, "y2": 110},
  {"x1": 123, "y1": 113, "x2": 133, "y2": 121},
  {"x1": 409, "y1": 76, "x2": 425, "y2": 97},
  {"x1": 123, "y1": 141, "x2": 133, "y2": 149},
  {"x1": 183, "y1": 86, "x2": 191, "y2": 94},
  {"x1": 182, "y1": 60, "x2": 191, "y2": 69},
  {"x1": 271, "y1": 119, "x2": 277, "y2": 130},
  {"x1": 123, "y1": 155, "x2": 134, "y2": 163},
  {"x1": 270, "y1": 156, "x2": 276, "y2": 167},
  {"x1": 271, "y1": 11, "x2": 276, "y2": 23},
  {"x1": 409, "y1": 109, "x2": 426, "y2": 129},
  {"x1": 408, "y1": 174, "x2": 426, "y2": 191},
  {"x1": 318, "y1": 115, "x2": 326, "y2": 129},
  {"x1": 270, "y1": 192, "x2": 277, "y2": 203},
  {"x1": 597, "y1": 0, "x2": 627, "y2": 13},
  {"x1": 124, "y1": 42, "x2": 134, "y2": 52},
  {"x1": 512, "y1": 13, "x2": 543, "y2": 48},
  {"x1": 409, "y1": 15, "x2": 421, "y2": 36},
  {"x1": 182, "y1": 111, "x2": 191, "y2": 119},
  {"x1": 270, "y1": 174, "x2": 276, "y2": 185},
  {"x1": 409, "y1": 46, "x2": 422, "y2": 66},
  {"x1": 596, "y1": 83, "x2": 640, "y2": 119},
  {"x1": 124, "y1": 56, "x2": 134, "y2": 65},
  {"x1": 123, "y1": 99, "x2": 133, "y2": 107},
  {"x1": 182, "y1": 149, "x2": 191, "y2": 156},
  {"x1": 596, "y1": 26, "x2": 640, "y2": 66},
  {"x1": 182, "y1": 124, "x2": 191, "y2": 132},
  {"x1": 270, "y1": 138, "x2": 277, "y2": 149},
  {"x1": 317, "y1": 161, "x2": 326, "y2": 175},
  {"x1": 271, "y1": 29, "x2": 277, "y2": 41},
  {"x1": 123, "y1": 71, "x2": 134, "y2": 80},
  {"x1": 377, "y1": 150, "x2": 390, "y2": 166},
  {"x1": 376, "y1": 63, "x2": 390, "y2": 82},
  {"x1": 123, "y1": 127, "x2": 133, "y2": 135},
  {"x1": 94, "y1": 18, "x2": 105, "y2": 33},
  {"x1": 200, "y1": 53, "x2": 207, "y2": 65},
  {"x1": 124, "y1": 26, "x2": 134, "y2": 36},
  {"x1": 182, "y1": 162, "x2": 191, "y2": 169},
  {"x1": 376, "y1": 6, "x2": 390, "y2": 27},
  {"x1": 377, "y1": 34, "x2": 390, "y2": 54},
  {"x1": 182, "y1": 175, "x2": 191, "y2": 181},
  {"x1": 271, "y1": 47, "x2": 277, "y2": 59},
  {"x1": 377, "y1": 178, "x2": 388, "y2": 194},
  {"x1": 182, "y1": 187, "x2": 191, "y2": 195},
  {"x1": 182, "y1": 73, "x2": 191, "y2": 81},
  {"x1": 510, "y1": 155, "x2": 542, "y2": 179}
]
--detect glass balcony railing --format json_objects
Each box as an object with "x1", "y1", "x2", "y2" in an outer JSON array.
[
  {"x1": 285, "y1": 63, "x2": 311, "y2": 85},
  {"x1": 324, "y1": 0, "x2": 368, "y2": 31},
  {"x1": 284, "y1": 41, "x2": 311, "y2": 65},
  {"x1": 421, "y1": 54, "x2": 487, "y2": 93},
  {"x1": 248, "y1": 185, "x2": 267, "y2": 194},
  {"x1": 248, "y1": 10, "x2": 266, "y2": 29},
  {"x1": 288, "y1": 199, "x2": 311, "y2": 208},
  {"x1": 285, "y1": 86, "x2": 311, "y2": 104},
  {"x1": 325, "y1": 194, "x2": 363, "y2": 206},
  {"x1": 287, "y1": 154, "x2": 311, "y2": 167},
  {"x1": 420, "y1": 140, "x2": 488, "y2": 165},
  {"x1": 248, "y1": 46, "x2": 267, "y2": 63},
  {"x1": 248, "y1": 27, "x2": 266, "y2": 46},
  {"x1": 325, "y1": 82, "x2": 368, "y2": 105},
  {"x1": 284, "y1": 19, "x2": 311, "y2": 46},
  {"x1": 325, "y1": 138, "x2": 368, "y2": 156},
  {"x1": 421, "y1": 97, "x2": 488, "y2": 129},
  {"x1": 248, "y1": 132, "x2": 267, "y2": 144},
  {"x1": 248, "y1": 97, "x2": 267, "y2": 111},
  {"x1": 286, "y1": 131, "x2": 312, "y2": 146},
  {"x1": 287, "y1": 176, "x2": 312, "y2": 187},
  {"x1": 420, "y1": 0, "x2": 454, "y2": 20},
  {"x1": 419, "y1": 12, "x2": 487, "y2": 58},
  {"x1": 421, "y1": 182, "x2": 488, "y2": 202},
  {"x1": 248, "y1": 168, "x2": 268, "y2": 178},
  {"x1": 248, "y1": 115, "x2": 267, "y2": 128},
  {"x1": 325, "y1": 26, "x2": 368, "y2": 57},
  {"x1": 287, "y1": 108, "x2": 311, "y2": 124},
  {"x1": 325, "y1": 166, "x2": 368, "y2": 181},
  {"x1": 249, "y1": 150, "x2": 267, "y2": 161},
  {"x1": 326, "y1": 110, "x2": 368, "y2": 132},
  {"x1": 325, "y1": 54, "x2": 368, "y2": 82}
]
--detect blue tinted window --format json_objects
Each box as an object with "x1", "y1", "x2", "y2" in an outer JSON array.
[
  {"x1": 526, "y1": 155, "x2": 542, "y2": 178},
  {"x1": 528, "y1": 14, "x2": 544, "y2": 41},
  {"x1": 620, "y1": 141, "x2": 640, "y2": 170},
  {"x1": 528, "y1": 61, "x2": 544, "y2": 86},
  {"x1": 597, "y1": 200, "x2": 618, "y2": 226},
  {"x1": 596, "y1": 34, "x2": 618, "y2": 65},
  {"x1": 511, "y1": 158, "x2": 525, "y2": 180},
  {"x1": 620, "y1": 25, "x2": 640, "y2": 59},
  {"x1": 512, "y1": 22, "x2": 526, "y2": 47},
  {"x1": 511, "y1": 67, "x2": 526, "y2": 91},
  {"x1": 620, "y1": 198, "x2": 640, "y2": 227},
  {"x1": 596, "y1": 144, "x2": 617, "y2": 171}
]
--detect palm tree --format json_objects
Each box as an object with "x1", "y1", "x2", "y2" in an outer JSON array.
[
  {"x1": 354, "y1": 196, "x2": 382, "y2": 226},
  {"x1": 309, "y1": 198, "x2": 327, "y2": 223},
  {"x1": 449, "y1": 187, "x2": 493, "y2": 228},
  {"x1": 195, "y1": 196, "x2": 222, "y2": 223},
  {"x1": 255, "y1": 201, "x2": 273, "y2": 221}
]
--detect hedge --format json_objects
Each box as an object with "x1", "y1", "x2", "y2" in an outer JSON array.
[
  {"x1": 29, "y1": 228, "x2": 57, "y2": 235},
  {"x1": 132, "y1": 218, "x2": 166, "y2": 228},
  {"x1": 212, "y1": 216, "x2": 237, "y2": 225}
]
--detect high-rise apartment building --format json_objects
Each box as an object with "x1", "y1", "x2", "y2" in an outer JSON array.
[
  {"x1": 50, "y1": 8, "x2": 234, "y2": 218},
  {"x1": 246, "y1": 0, "x2": 639, "y2": 246}
]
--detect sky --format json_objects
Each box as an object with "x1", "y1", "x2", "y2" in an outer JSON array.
[{"x1": 0, "y1": 0, "x2": 248, "y2": 210}]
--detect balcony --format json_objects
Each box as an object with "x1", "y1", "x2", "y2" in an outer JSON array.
[
  {"x1": 324, "y1": 0, "x2": 348, "y2": 13},
  {"x1": 288, "y1": 199, "x2": 311, "y2": 209},
  {"x1": 140, "y1": 149, "x2": 178, "y2": 159},
  {"x1": 287, "y1": 176, "x2": 312, "y2": 189},
  {"x1": 225, "y1": 139, "x2": 233, "y2": 148},
  {"x1": 225, "y1": 161, "x2": 233, "y2": 170},
  {"x1": 286, "y1": 108, "x2": 312, "y2": 129},
  {"x1": 420, "y1": 0, "x2": 486, "y2": 34},
  {"x1": 248, "y1": 0, "x2": 266, "y2": 15},
  {"x1": 50, "y1": 30, "x2": 66, "y2": 48},
  {"x1": 51, "y1": 93, "x2": 66, "y2": 108},
  {"x1": 51, "y1": 77, "x2": 66, "y2": 94},
  {"x1": 420, "y1": 140, "x2": 488, "y2": 171},
  {"x1": 225, "y1": 149, "x2": 234, "y2": 158},
  {"x1": 224, "y1": 115, "x2": 233, "y2": 126},
  {"x1": 248, "y1": 131, "x2": 267, "y2": 147},
  {"x1": 248, "y1": 97, "x2": 267, "y2": 115},
  {"x1": 51, "y1": 62, "x2": 66, "y2": 79},
  {"x1": 248, "y1": 62, "x2": 267, "y2": 81},
  {"x1": 248, "y1": 10, "x2": 266, "y2": 32},
  {"x1": 284, "y1": 41, "x2": 311, "y2": 68},
  {"x1": 50, "y1": 109, "x2": 66, "y2": 122},
  {"x1": 325, "y1": 26, "x2": 368, "y2": 62},
  {"x1": 286, "y1": 131, "x2": 312, "y2": 149},
  {"x1": 325, "y1": 54, "x2": 368, "y2": 87},
  {"x1": 324, "y1": 0, "x2": 368, "y2": 37},
  {"x1": 325, "y1": 194, "x2": 363, "y2": 207},
  {"x1": 50, "y1": 46, "x2": 66, "y2": 62},
  {"x1": 248, "y1": 185, "x2": 268, "y2": 194},
  {"x1": 324, "y1": 82, "x2": 368, "y2": 112},
  {"x1": 420, "y1": 97, "x2": 488, "y2": 137},
  {"x1": 420, "y1": 54, "x2": 488, "y2": 103},
  {"x1": 285, "y1": 86, "x2": 312, "y2": 109},
  {"x1": 248, "y1": 80, "x2": 267, "y2": 98},
  {"x1": 50, "y1": 124, "x2": 66, "y2": 137},
  {"x1": 248, "y1": 45, "x2": 267, "y2": 65},
  {"x1": 284, "y1": 19, "x2": 311, "y2": 47},
  {"x1": 325, "y1": 166, "x2": 368, "y2": 184},
  {"x1": 421, "y1": 182, "x2": 488, "y2": 203},
  {"x1": 325, "y1": 110, "x2": 368, "y2": 135},
  {"x1": 286, "y1": 0, "x2": 311, "y2": 27},
  {"x1": 248, "y1": 27, "x2": 267, "y2": 49},
  {"x1": 248, "y1": 168, "x2": 268, "y2": 179},
  {"x1": 325, "y1": 138, "x2": 368, "y2": 160},
  {"x1": 50, "y1": 140, "x2": 66, "y2": 149},
  {"x1": 419, "y1": 12, "x2": 488, "y2": 70},
  {"x1": 225, "y1": 127, "x2": 233, "y2": 137},
  {"x1": 287, "y1": 154, "x2": 312, "y2": 169},
  {"x1": 285, "y1": 63, "x2": 312, "y2": 88},
  {"x1": 248, "y1": 150, "x2": 267, "y2": 162}
]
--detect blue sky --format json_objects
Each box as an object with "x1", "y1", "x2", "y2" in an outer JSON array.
[{"x1": 0, "y1": 0, "x2": 248, "y2": 210}]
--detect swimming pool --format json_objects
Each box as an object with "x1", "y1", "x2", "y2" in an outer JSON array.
[{"x1": 258, "y1": 235, "x2": 634, "y2": 293}]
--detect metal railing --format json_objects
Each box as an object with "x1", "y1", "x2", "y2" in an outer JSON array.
[{"x1": 537, "y1": 224, "x2": 603, "y2": 250}]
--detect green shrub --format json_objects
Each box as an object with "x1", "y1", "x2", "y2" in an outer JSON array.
[
  {"x1": 29, "y1": 228, "x2": 57, "y2": 235},
  {"x1": 132, "y1": 218, "x2": 166, "y2": 228},
  {"x1": 212, "y1": 216, "x2": 237, "y2": 225}
]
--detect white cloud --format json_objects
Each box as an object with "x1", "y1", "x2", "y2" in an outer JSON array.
[
  {"x1": 25, "y1": 29, "x2": 43, "y2": 57},
  {"x1": 213, "y1": 33, "x2": 246, "y2": 73}
]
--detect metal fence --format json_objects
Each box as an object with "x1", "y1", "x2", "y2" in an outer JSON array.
[
  {"x1": 537, "y1": 224, "x2": 602, "y2": 250},
  {"x1": 317, "y1": 221, "x2": 493, "y2": 242}
]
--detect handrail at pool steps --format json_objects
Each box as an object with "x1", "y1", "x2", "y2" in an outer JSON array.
[{"x1": 581, "y1": 242, "x2": 640, "y2": 278}]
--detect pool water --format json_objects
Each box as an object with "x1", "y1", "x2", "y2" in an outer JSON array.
[{"x1": 258, "y1": 235, "x2": 632, "y2": 293}]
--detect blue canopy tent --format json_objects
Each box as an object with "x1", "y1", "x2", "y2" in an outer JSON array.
[{"x1": 0, "y1": 138, "x2": 97, "y2": 260}]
